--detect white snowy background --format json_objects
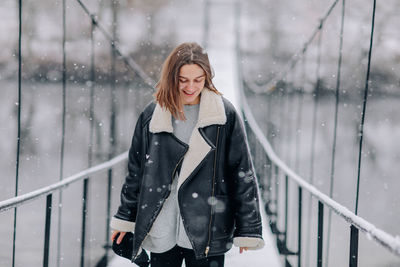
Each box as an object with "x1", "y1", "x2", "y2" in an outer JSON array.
[{"x1": 0, "y1": 0, "x2": 399, "y2": 266}]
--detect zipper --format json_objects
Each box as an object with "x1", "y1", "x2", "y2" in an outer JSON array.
[
  {"x1": 133, "y1": 148, "x2": 187, "y2": 261},
  {"x1": 172, "y1": 155, "x2": 185, "y2": 183},
  {"x1": 205, "y1": 126, "x2": 220, "y2": 257}
]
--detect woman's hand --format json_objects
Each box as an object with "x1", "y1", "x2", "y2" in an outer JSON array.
[
  {"x1": 111, "y1": 231, "x2": 126, "y2": 245},
  {"x1": 239, "y1": 247, "x2": 249, "y2": 254}
]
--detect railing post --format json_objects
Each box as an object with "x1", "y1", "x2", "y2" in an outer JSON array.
[
  {"x1": 273, "y1": 164, "x2": 280, "y2": 236},
  {"x1": 284, "y1": 174, "x2": 289, "y2": 263},
  {"x1": 284, "y1": 176, "x2": 289, "y2": 233},
  {"x1": 349, "y1": 225, "x2": 359, "y2": 267},
  {"x1": 43, "y1": 194, "x2": 52, "y2": 267},
  {"x1": 266, "y1": 157, "x2": 272, "y2": 202},
  {"x1": 275, "y1": 165, "x2": 279, "y2": 217},
  {"x1": 106, "y1": 169, "x2": 113, "y2": 246},
  {"x1": 317, "y1": 201, "x2": 324, "y2": 267},
  {"x1": 81, "y1": 178, "x2": 89, "y2": 267},
  {"x1": 298, "y1": 187, "x2": 302, "y2": 267}
]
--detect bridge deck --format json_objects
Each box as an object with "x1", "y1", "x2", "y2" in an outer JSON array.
[{"x1": 108, "y1": 208, "x2": 280, "y2": 267}]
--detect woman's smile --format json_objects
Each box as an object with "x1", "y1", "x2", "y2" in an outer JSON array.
[{"x1": 182, "y1": 90, "x2": 195, "y2": 95}]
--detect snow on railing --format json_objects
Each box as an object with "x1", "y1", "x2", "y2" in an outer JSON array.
[
  {"x1": 0, "y1": 151, "x2": 128, "y2": 213},
  {"x1": 238, "y1": 87, "x2": 400, "y2": 256}
]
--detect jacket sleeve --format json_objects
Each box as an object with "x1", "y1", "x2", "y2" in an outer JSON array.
[
  {"x1": 110, "y1": 112, "x2": 146, "y2": 233},
  {"x1": 226, "y1": 109, "x2": 265, "y2": 250}
]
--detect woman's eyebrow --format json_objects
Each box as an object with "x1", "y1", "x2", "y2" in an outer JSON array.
[{"x1": 179, "y1": 74, "x2": 205, "y2": 79}]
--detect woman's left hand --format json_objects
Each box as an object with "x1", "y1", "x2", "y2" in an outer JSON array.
[{"x1": 239, "y1": 247, "x2": 249, "y2": 254}]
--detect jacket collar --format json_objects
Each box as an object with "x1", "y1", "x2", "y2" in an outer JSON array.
[{"x1": 149, "y1": 88, "x2": 226, "y2": 133}]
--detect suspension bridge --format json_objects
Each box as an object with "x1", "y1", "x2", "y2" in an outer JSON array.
[{"x1": 1, "y1": 0, "x2": 399, "y2": 267}]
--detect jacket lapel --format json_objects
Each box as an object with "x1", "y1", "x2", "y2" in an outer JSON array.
[{"x1": 149, "y1": 88, "x2": 227, "y2": 189}]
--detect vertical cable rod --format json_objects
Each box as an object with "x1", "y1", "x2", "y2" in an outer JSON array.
[
  {"x1": 104, "y1": 0, "x2": 119, "y2": 261},
  {"x1": 325, "y1": 0, "x2": 346, "y2": 265},
  {"x1": 57, "y1": 0, "x2": 67, "y2": 266},
  {"x1": 350, "y1": 1, "x2": 376, "y2": 265},
  {"x1": 278, "y1": 87, "x2": 285, "y2": 158},
  {"x1": 305, "y1": 30, "x2": 323, "y2": 267},
  {"x1": 355, "y1": 0, "x2": 376, "y2": 216},
  {"x1": 109, "y1": 0, "x2": 118, "y2": 161},
  {"x1": 294, "y1": 55, "x2": 306, "y2": 174},
  {"x1": 285, "y1": 76, "x2": 294, "y2": 168},
  {"x1": 12, "y1": 1, "x2": 23, "y2": 266},
  {"x1": 81, "y1": 19, "x2": 96, "y2": 267},
  {"x1": 88, "y1": 17, "x2": 95, "y2": 170}
]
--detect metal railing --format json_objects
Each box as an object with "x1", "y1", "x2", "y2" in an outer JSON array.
[
  {"x1": 0, "y1": 151, "x2": 128, "y2": 266},
  {"x1": 238, "y1": 72, "x2": 400, "y2": 267},
  {"x1": 234, "y1": 0, "x2": 400, "y2": 266},
  {"x1": 5, "y1": 0, "x2": 156, "y2": 266}
]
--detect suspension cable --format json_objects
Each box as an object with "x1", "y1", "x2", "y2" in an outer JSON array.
[
  {"x1": 12, "y1": 1, "x2": 23, "y2": 266},
  {"x1": 325, "y1": 0, "x2": 346, "y2": 265},
  {"x1": 88, "y1": 23, "x2": 95, "y2": 169},
  {"x1": 286, "y1": 70, "x2": 296, "y2": 248},
  {"x1": 286, "y1": 71, "x2": 295, "y2": 168},
  {"x1": 105, "y1": 0, "x2": 119, "y2": 253},
  {"x1": 310, "y1": 31, "x2": 323, "y2": 186},
  {"x1": 278, "y1": 87, "x2": 285, "y2": 157},
  {"x1": 305, "y1": 30, "x2": 323, "y2": 267},
  {"x1": 355, "y1": 0, "x2": 376, "y2": 215},
  {"x1": 109, "y1": 0, "x2": 118, "y2": 160},
  {"x1": 294, "y1": 55, "x2": 306, "y2": 174},
  {"x1": 74, "y1": 0, "x2": 155, "y2": 88},
  {"x1": 56, "y1": 1, "x2": 67, "y2": 266},
  {"x1": 81, "y1": 23, "x2": 96, "y2": 266}
]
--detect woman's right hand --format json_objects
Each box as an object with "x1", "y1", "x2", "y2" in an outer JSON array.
[{"x1": 111, "y1": 230, "x2": 126, "y2": 245}]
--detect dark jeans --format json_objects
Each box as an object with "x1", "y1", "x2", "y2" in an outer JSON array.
[{"x1": 150, "y1": 245, "x2": 224, "y2": 267}]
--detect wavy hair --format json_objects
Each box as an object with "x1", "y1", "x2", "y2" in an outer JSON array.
[{"x1": 154, "y1": 42, "x2": 221, "y2": 120}]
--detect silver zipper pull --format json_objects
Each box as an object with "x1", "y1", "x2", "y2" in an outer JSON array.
[{"x1": 205, "y1": 246, "x2": 210, "y2": 256}]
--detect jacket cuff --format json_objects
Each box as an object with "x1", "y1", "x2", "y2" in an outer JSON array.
[
  {"x1": 110, "y1": 217, "x2": 135, "y2": 232},
  {"x1": 233, "y1": 237, "x2": 265, "y2": 250}
]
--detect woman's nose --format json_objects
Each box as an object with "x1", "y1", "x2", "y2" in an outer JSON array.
[{"x1": 187, "y1": 81, "x2": 195, "y2": 89}]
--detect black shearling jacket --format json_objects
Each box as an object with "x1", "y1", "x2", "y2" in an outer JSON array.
[{"x1": 111, "y1": 89, "x2": 263, "y2": 261}]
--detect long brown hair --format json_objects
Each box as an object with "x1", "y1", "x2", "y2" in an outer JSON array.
[{"x1": 154, "y1": 42, "x2": 221, "y2": 120}]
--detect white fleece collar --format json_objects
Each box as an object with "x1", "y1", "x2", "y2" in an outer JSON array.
[{"x1": 149, "y1": 88, "x2": 226, "y2": 133}]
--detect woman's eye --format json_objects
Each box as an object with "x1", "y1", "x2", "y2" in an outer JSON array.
[{"x1": 179, "y1": 80, "x2": 187, "y2": 83}]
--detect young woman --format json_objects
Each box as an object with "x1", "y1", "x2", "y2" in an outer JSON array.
[{"x1": 110, "y1": 42, "x2": 264, "y2": 267}]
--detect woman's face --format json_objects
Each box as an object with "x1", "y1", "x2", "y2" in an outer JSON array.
[{"x1": 178, "y1": 64, "x2": 206, "y2": 105}]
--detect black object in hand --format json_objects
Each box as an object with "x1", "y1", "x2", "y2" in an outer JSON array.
[{"x1": 112, "y1": 232, "x2": 149, "y2": 267}]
